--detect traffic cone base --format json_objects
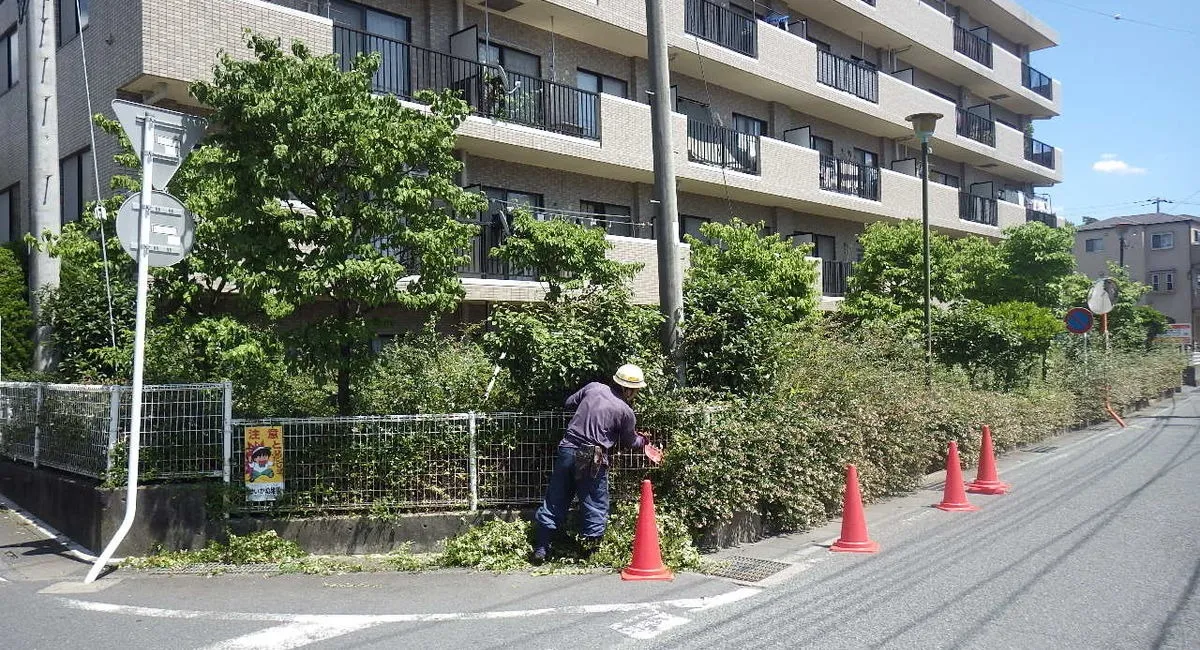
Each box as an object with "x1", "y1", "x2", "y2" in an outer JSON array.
[
  {"x1": 968, "y1": 425, "x2": 1009, "y2": 495},
  {"x1": 621, "y1": 479, "x2": 674, "y2": 582},
  {"x1": 935, "y1": 441, "x2": 979, "y2": 512},
  {"x1": 829, "y1": 464, "x2": 879, "y2": 555}
]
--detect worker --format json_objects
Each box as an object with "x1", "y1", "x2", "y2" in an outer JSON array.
[{"x1": 531, "y1": 364, "x2": 650, "y2": 563}]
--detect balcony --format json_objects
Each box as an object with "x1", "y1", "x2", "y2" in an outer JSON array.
[
  {"x1": 333, "y1": 26, "x2": 600, "y2": 140},
  {"x1": 953, "y1": 24, "x2": 993, "y2": 68},
  {"x1": 1026, "y1": 208, "x2": 1057, "y2": 227},
  {"x1": 822, "y1": 260, "x2": 855, "y2": 297},
  {"x1": 960, "y1": 193, "x2": 999, "y2": 226},
  {"x1": 1022, "y1": 64, "x2": 1054, "y2": 100},
  {"x1": 1024, "y1": 137, "x2": 1055, "y2": 169},
  {"x1": 687, "y1": 119, "x2": 761, "y2": 175},
  {"x1": 816, "y1": 50, "x2": 879, "y2": 103},
  {"x1": 819, "y1": 156, "x2": 881, "y2": 201},
  {"x1": 956, "y1": 108, "x2": 995, "y2": 147},
  {"x1": 684, "y1": 0, "x2": 758, "y2": 58}
]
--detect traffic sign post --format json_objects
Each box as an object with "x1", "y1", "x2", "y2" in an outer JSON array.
[
  {"x1": 1065, "y1": 307, "x2": 1094, "y2": 335},
  {"x1": 85, "y1": 102, "x2": 206, "y2": 584}
]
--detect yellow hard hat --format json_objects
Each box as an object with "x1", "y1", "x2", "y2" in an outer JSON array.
[{"x1": 613, "y1": 364, "x2": 647, "y2": 389}]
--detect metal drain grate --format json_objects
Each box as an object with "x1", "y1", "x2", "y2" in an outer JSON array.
[
  {"x1": 141, "y1": 563, "x2": 283, "y2": 575},
  {"x1": 706, "y1": 556, "x2": 792, "y2": 583},
  {"x1": 1023, "y1": 445, "x2": 1059, "y2": 454}
]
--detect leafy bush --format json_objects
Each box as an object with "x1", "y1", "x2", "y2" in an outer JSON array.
[
  {"x1": 354, "y1": 331, "x2": 515, "y2": 414},
  {"x1": 124, "y1": 530, "x2": 306, "y2": 569},
  {"x1": 934, "y1": 301, "x2": 1062, "y2": 389},
  {"x1": 0, "y1": 244, "x2": 34, "y2": 373},
  {"x1": 683, "y1": 219, "x2": 818, "y2": 395},
  {"x1": 440, "y1": 518, "x2": 533, "y2": 571}
]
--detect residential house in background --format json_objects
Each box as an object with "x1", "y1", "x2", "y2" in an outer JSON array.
[
  {"x1": 1075, "y1": 213, "x2": 1200, "y2": 333},
  {"x1": 0, "y1": 0, "x2": 1063, "y2": 326}
]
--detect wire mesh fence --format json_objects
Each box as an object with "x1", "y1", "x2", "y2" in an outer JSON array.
[
  {"x1": 0, "y1": 381, "x2": 231, "y2": 481},
  {"x1": 229, "y1": 412, "x2": 669, "y2": 514}
]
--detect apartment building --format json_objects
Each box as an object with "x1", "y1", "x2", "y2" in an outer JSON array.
[
  {"x1": 0, "y1": 0, "x2": 1063, "y2": 317},
  {"x1": 1075, "y1": 213, "x2": 1200, "y2": 333}
]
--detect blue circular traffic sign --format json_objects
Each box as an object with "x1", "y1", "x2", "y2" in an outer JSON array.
[{"x1": 1065, "y1": 307, "x2": 1094, "y2": 334}]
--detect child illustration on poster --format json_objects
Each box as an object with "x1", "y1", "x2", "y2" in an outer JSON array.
[{"x1": 244, "y1": 426, "x2": 284, "y2": 502}]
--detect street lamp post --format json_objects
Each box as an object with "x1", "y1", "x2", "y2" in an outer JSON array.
[{"x1": 906, "y1": 112, "x2": 943, "y2": 389}]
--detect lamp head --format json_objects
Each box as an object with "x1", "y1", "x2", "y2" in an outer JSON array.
[{"x1": 906, "y1": 112, "x2": 943, "y2": 142}]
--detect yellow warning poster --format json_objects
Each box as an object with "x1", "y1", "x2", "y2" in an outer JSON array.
[{"x1": 244, "y1": 426, "x2": 284, "y2": 502}]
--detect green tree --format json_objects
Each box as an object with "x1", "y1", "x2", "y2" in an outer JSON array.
[
  {"x1": 0, "y1": 245, "x2": 34, "y2": 374},
  {"x1": 842, "y1": 220, "x2": 965, "y2": 328},
  {"x1": 933, "y1": 300, "x2": 1062, "y2": 388},
  {"x1": 483, "y1": 214, "x2": 662, "y2": 409},
  {"x1": 683, "y1": 219, "x2": 818, "y2": 395},
  {"x1": 1061, "y1": 262, "x2": 1159, "y2": 350},
  {"x1": 180, "y1": 34, "x2": 486, "y2": 413},
  {"x1": 994, "y1": 222, "x2": 1076, "y2": 308}
]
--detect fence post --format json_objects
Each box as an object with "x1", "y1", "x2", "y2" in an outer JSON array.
[
  {"x1": 222, "y1": 381, "x2": 233, "y2": 484},
  {"x1": 32, "y1": 384, "x2": 42, "y2": 469},
  {"x1": 106, "y1": 386, "x2": 120, "y2": 475},
  {"x1": 468, "y1": 412, "x2": 479, "y2": 512}
]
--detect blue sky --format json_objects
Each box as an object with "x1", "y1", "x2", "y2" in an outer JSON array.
[{"x1": 1020, "y1": 0, "x2": 1200, "y2": 223}]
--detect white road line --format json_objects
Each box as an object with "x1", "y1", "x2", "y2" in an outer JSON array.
[
  {"x1": 200, "y1": 620, "x2": 385, "y2": 650},
  {"x1": 611, "y1": 609, "x2": 692, "y2": 640},
  {"x1": 0, "y1": 576, "x2": 8, "y2": 582}
]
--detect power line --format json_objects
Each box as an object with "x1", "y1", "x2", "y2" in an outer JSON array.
[{"x1": 1033, "y1": 0, "x2": 1200, "y2": 36}]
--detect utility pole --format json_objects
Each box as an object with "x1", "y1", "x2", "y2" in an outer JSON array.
[
  {"x1": 1147, "y1": 197, "x2": 1173, "y2": 213},
  {"x1": 645, "y1": 0, "x2": 685, "y2": 386},
  {"x1": 24, "y1": 0, "x2": 62, "y2": 372}
]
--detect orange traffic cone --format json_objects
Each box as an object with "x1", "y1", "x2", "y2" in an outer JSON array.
[
  {"x1": 621, "y1": 479, "x2": 674, "y2": 581},
  {"x1": 935, "y1": 441, "x2": 979, "y2": 512},
  {"x1": 830, "y1": 464, "x2": 879, "y2": 554},
  {"x1": 967, "y1": 425, "x2": 1010, "y2": 495}
]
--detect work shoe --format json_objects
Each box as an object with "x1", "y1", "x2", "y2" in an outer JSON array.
[{"x1": 531, "y1": 546, "x2": 548, "y2": 565}]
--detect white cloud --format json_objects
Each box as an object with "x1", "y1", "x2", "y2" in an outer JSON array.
[{"x1": 1092, "y1": 153, "x2": 1147, "y2": 175}]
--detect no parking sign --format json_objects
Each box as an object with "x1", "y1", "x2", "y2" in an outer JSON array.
[{"x1": 1065, "y1": 307, "x2": 1094, "y2": 334}]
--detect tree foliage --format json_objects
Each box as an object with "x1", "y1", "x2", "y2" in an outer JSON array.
[
  {"x1": 933, "y1": 301, "x2": 1062, "y2": 389},
  {"x1": 841, "y1": 220, "x2": 964, "y2": 327},
  {"x1": 1061, "y1": 262, "x2": 1161, "y2": 350},
  {"x1": 483, "y1": 215, "x2": 662, "y2": 409},
  {"x1": 0, "y1": 245, "x2": 34, "y2": 374},
  {"x1": 355, "y1": 332, "x2": 515, "y2": 414},
  {"x1": 683, "y1": 219, "x2": 818, "y2": 395},
  {"x1": 181, "y1": 34, "x2": 486, "y2": 413}
]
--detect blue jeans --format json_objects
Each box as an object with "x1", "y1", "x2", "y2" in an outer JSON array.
[{"x1": 534, "y1": 446, "x2": 610, "y2": 546}]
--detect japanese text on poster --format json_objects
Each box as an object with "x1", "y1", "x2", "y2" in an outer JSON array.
[{"x1": 244, "y1": 426, "x2": 284, "y2": 502}]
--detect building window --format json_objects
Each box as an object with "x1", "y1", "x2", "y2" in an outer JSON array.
[
  {"x1": 732, "y1": 113, "x2": 766, "y2": 136},
  {"x1": 479, "y1": 41, "x2": 541, "y2": 78},
  {"x1": 930, "y1": 170, "x2": 960, "y2": 188},
  {"x1": 1085, "y1": 238, "x2": 1104, "y2": 253},
  {"x1": 576, "y1": 69, "x2": 627, "y2": 98},
  {"x1": 808, "y1": 37, "x2": 831, "y2": 52},
  {"x1": 675, "y1": 95, "x2": 711, "y2": 123},
  {"x1": 680, "y1": 215, "x2": 710, "y2": 242},
  {"x1": 1150, "y1": 272, "x2": 1175, "y2": 292},
  {"x1": 1168, "y1": 273, "x2": 1175, "y2": 291},
  {"x1": 854, "y1": 148, "x2": 879, "y2": 168},
  {"x1": 1151, "y1": 232, "x2": 1175, "y2": 250},
  {"x1": 1192, "y1": 229, "x2": 1200, "y2": 245},
  {"x1": 2, "y1": 27, "x2": 16, "y2": 90},
  {"x1": 56, "y1": 0, "x2": 89, "y2": 47},
  {"x1": 809, "y1": 135, "x2": 834, "y2": 156},
  {"x1": 59, "y1": 148, "x2": 90, "y2": 226},
  {"x1": 0, "y1": 183, "x2": 16, "y2": 243},
  {"x1": 580, "y1": 200, "x2": 633, "y2": 236},
  {"x1": 331, "y1": 1, "x2": 409, "y2": 40}
]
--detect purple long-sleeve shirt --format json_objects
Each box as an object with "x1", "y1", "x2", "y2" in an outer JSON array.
[{"x1": 560, "y1": 382, "x2": 647, "y2": 451}]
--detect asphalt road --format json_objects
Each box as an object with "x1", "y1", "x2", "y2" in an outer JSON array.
[{"x1": 2, "y1": 390, "x2": 1199, "y2": 649}]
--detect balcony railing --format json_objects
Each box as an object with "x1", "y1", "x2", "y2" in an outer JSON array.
[
  {"x1": 823, "y1": 260, "x2": 854, "y2": 297},
  {"x1": 1024, "y1": 137, "x2": 1055, "y2": 169},
  {"x1": 954, "y1": 25, "x2": 993, "y2": 68},
  {"x1": 687, "y1": 119, "x2": 761, "y2": 175},
  {"x1": 960, "y1": 193, "x2": 998, "y2": 226},
  {"x1": 956, "y1": 108, "x2": 995, "y2": 147},
  {"x1": 819, "y1": 156, "x2": 881, "y2": 201},
  {"x1": 817, "y1": 50, "x2": 879, "y2": 103},
  {"x1": 1026, "y1": 208, "x2": 1057, "y2": 227},
  {"x1": 333, "y1": 26, "x2": 600, "y2": 140},
  {"x1": 1022, "y1": 64, "x2": 1053, "y2": 100},
  {"x1": 684, "y1": 0, "x2": 758, "y2": 58}
]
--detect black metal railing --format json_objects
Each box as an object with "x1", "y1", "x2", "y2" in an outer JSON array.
[
  {"x1": 819, "y1": 156, "x2": 881, "y2": 201},
  {"x1": 1022, "y1": 63, "x2": 1053, "y2": 100},
  {"x1": 333, "y1": 26, "x2": 600, "y2": 140},
  {"x1": 817, "y1": 50, "x2": 879, "y2": 103},
  {"x1": 956, "y1": 108, "x2": 995, "y2": 146},
  {"x1": 687, "y1": 119, "x2": 761, "y2": 175},
  {"x1": 684, "y1": 0, "x2": 758, "y2": 58},
  {"x1": 860, "y1": 0, "x2": 877, "y2": 5},
  {"x1": 822, "y1": 260, "x2": 854, "y2": 297},
  {"x1": 960, "y1": 193, "x2": 998, "y2": 226},
  {"x1": 1026, "y1": 208, "x2": 1057, "y2": 227},
  {"x1": 1024, "y1": 137, "x2": 1055, "y2": 169},
  {"x1": 954, "y1": 24, "x2": 993, "y2": 68}
]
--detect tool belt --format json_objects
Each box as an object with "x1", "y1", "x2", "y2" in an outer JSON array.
[{"x1": 573, "y1": 445, "x2": 609, "y2": 479}]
